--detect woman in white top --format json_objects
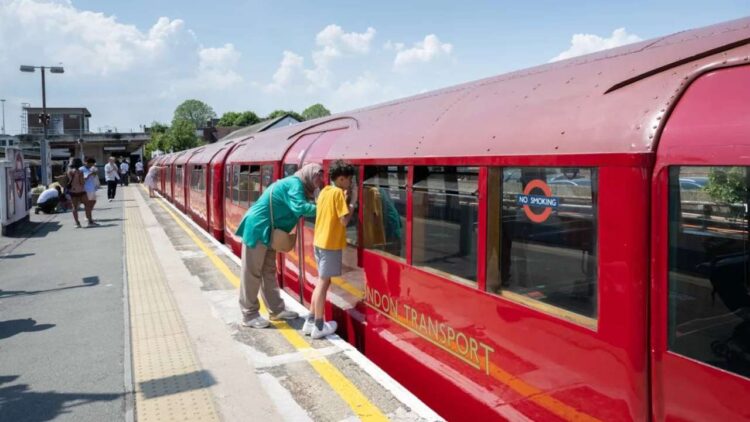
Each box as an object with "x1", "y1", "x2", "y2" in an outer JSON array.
[{"x1": 144, "y1": 165, "x2": 159, "y2": 198}]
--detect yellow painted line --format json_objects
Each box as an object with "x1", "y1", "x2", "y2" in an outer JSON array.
[{"x1": 142, "y1": 187, "x2": 388, "y2": 422}]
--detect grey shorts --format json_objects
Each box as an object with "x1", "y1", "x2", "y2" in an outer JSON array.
[{"x1": 314, "y1": 247, "x2": 342, "y2": 279}]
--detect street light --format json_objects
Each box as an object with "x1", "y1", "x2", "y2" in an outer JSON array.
[
  {"x1": 1, "y1": 99, "x2": 5, "y2": 135},
  {"x1": 19, "y1": 64, "x2": 65, "y2": 186}
]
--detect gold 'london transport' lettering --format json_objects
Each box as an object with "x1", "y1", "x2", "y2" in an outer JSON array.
[{"x1": 365, "y1": 286, "x2": 495, "y2": 375}]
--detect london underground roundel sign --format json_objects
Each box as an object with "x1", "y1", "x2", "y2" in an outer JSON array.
[{"x1": 516, "y1": 179, "x2": 559, "y2": 223}]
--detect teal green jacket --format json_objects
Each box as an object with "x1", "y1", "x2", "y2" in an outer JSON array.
[{"x1": 236, "y1": 176, "x2": 317, "y2": 248}]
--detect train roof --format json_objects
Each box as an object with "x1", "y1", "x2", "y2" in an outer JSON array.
[
  {"x1": 317, "y1": 17, "x2": 750, "y2": 160},
  {"x1": 225, "y1": 121, "x2": 321, "y2": 163}
]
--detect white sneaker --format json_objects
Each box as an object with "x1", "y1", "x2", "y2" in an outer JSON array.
[
  {"x1": 241, "y1": 315, "x2": 270, "y2": 329},
  {"x1": 302, "y1": 319, "x2": 314, "y2": 336},
  {"x1": 310, "y1": 321, "x2": 337, "y2": 339}
]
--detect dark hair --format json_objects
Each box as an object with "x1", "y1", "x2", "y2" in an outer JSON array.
[
  {"x1": 71, "y1": 158, "x2": 83, "y2": 169},
  {"x1": 85, "y1": 157, "x2": 96, "y2": 164},
  {"x1": 329, "y1": 160, "x2": 355, "y2": 181}
]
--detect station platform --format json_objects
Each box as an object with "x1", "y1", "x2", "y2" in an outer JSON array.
[{"x1": 0, "y1": 185, "x2": 441, "y2": 422}]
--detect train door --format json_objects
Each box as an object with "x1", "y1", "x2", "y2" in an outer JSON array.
[
  {"x1": 652, "y1": 65, "x2": 750, "y2": 420},
  {"x1": 281, "y1": 132, "x2": 324, "y2": 300}
]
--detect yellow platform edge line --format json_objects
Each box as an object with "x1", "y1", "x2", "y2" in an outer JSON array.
[{"x1": 145, "y1": 187, "x2": 388, "y2": 422}]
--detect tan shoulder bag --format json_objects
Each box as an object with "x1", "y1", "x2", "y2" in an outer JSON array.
[{"x1": 269, "y1": 184, "x2": 297, "y2": 252}]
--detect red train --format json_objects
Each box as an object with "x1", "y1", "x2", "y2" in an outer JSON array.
[{"x1": 151, "y1": 18, "x2": 750, "y2": 421}]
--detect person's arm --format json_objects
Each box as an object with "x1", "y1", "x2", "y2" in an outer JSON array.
[
  {"x1": 286, "y1": 180, "x2": 316, "y2": 218},
  {"x1": 338, "y1": 189, "x2": 353, "y2": 227}
]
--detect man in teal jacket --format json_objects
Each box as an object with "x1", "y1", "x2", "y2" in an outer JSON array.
[{"x1": 236, "y1": 163, "x2": 323, "y2": 328}]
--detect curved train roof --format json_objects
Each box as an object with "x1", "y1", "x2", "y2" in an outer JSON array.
[{"x1": 318, "y1": 17, "x2": 750, "y2": 160}]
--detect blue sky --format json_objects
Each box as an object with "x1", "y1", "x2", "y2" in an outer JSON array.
[{"x1": 0, "y1": 0, "x2": 748, "y2": 135}]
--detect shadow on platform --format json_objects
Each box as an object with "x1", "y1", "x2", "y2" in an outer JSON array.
[
  {"x1": 139, "y1": 370, "x2": 217, "y2": 399},
  {"x1": 0, "y1": 318, "x2": 56, "y2": 340},
  {"x1": 0, "y1": 276, "x2": 100, "y2": 299},
  {"x1": 2, "y1": 221, "x2": 62, "y2": 239},
  {"x1": 0, "y1": 375, "x2": 122, "y2": 422},
  {"x1": 0, "y1": 253, "x2": 35, "y2": 259}
]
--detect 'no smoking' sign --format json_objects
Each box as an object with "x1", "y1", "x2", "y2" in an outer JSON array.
[{"x1": 516, "y1": 179, "x2": 559, "y2": 223}]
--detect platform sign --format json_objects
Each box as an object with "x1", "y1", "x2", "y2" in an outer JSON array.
[{"x1": 1, "y1": 148, "x2": 28, "y2": 227}]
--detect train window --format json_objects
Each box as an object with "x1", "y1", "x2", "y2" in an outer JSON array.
[
  {"x1": 363, "y1": 166, "x2": 407, "y2": 259},
  {"x1": 231, "y1": 165, "x2": 240, "y2": 203},
  {"x1": 191, "y1": 166, "x2": 204, "y2": 191},
  {"x1": 225, "y1": 165, "x2": 231, "y2": 200},
  {"x1": 249, "y1": 166, "x2": 261, "y2": 205},
  {"x1": 284, "y1": 164, "x2": 298, "y2": 177},
  {"x1": 261, "y1": 165, "x2": 274, "y2": 190},
  {"x1": 412, "y1": 166, "x2": 478, "y2": 282},
  {"x1": 175, "y1": 166, "x2": 183, "y2": 187},
  {"x1": 486, "y1": 167, "x2": 598, "y2": 321},
  {"x1": 668, "y1": 166, "x2": 750, "y2": 378},
  {"x1": 238, "y1": 165, "x2": 251, "y2": 206}
]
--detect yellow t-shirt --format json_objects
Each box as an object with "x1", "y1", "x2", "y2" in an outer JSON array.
[{"x1": 314, "y1": 185, "x2": 350, "y2": 250}]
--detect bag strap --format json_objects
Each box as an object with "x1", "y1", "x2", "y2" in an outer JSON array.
[{"x1": 269, "y1": 183, "x2": 276, "y2": 231}]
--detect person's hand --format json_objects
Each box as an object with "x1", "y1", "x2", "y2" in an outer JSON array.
[{"x1": 349, "y1": 186, "x2": 358, "y2": 205}]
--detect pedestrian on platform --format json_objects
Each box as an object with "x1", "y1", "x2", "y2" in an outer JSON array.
[
  {"x1": 144, "y1": 165, "x2": 159, "y2": 198},
  {"x1": 303, "y1": 161, "x2": 356, "y2": 339},
  {"x1": 80, "y1": 157, "x2": 99, "y2": 227},
  {"x1": 35, "y1": 185, "x2": 62, "y2": 214},
  {"x1": 135, "y1": 160, "x2": 144, "y2": 183},
  {"x1": 105, "y1": 156, "x2": 120, "y2": 202},
  {"x1": 67, "y1": 158, "x2": 86, "y2": 228},
  {"x1": 235, "y1": 163, "x2": 324, "y2": 328},
  {"x1": 120, "y1": 159, "x2": 130, "y2": 186}
]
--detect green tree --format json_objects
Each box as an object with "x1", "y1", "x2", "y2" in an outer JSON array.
[
  {"x1": 173, "y1": 99, "x2": 216, "y2": 129},
  {"x1": 169, "y1": 120, "x2": 201, "y2": 152},
  {"x1": 144, "y1": 121, "x2": 170, "y2": 159},
  {"x1": 266, "y1": 109, "x2": 304, "y2": 122},
  {"x1": 234, "y1": 111, "x2": 261, "y2": 126},
  {"x1": 302, "y1": 103, "x2": 331, "y2": 120},
  {"x1": 705, "y1": 167, "x2": 747, "y2": 204},
  {"x1": 217, "y1": 111, "x2": 241, "y2": 127}
]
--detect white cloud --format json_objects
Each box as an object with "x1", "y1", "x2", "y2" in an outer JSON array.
[
  {"x1": 316, "y1": 24, "x2": 376, "y2": 55},
  {"x1": 383, "y1": 41, "x2": 405, "y2": 51},
  {"x1": 550, "y1": 28, "x2": 642, "y2": 62},
  {"x1": 265, "y1": 24, "x2": 376, "y2": 91},
  {"x1": 264, "y1": 50, "x2": 306, "y2": 93},
  {"x1": 393, "y1": 34, "x2": 453, "y2": 70},
  {"x1": 0, "y1": 0, "x2": 248, "y2": 132}
]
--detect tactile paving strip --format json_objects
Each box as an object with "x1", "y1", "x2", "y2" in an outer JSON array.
[{"x1": 125, "y1": 191, "x2": 220, "y2": 421}]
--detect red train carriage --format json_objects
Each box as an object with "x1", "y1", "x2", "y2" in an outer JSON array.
[
  {"x1": 162, "y1": 151, "x2": 184, "y2": 202},
  {"x1": 153, "y1": 17, "x2": 750, "y2": 421}
]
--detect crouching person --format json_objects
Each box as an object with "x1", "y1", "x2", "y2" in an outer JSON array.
[
  {"x1": 35, "y1": 185, "x2": 62, "y2": 215},
  {"x1": 236, "y1": 163, "x2": 323, "y2": 328},
  {"x1": 303, "y1": 160, "x2": 356, "y2": 339}
]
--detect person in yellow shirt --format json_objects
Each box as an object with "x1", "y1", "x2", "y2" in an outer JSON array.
[{"x1": 303, "y1": 160, "x2": 356, "y2": 339}]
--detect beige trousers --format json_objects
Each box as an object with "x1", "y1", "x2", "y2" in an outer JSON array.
[{"x1": 239, "y1": 243, "x2": 285, "y2": 318}]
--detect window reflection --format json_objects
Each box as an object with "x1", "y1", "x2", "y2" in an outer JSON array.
[
  {"x1": 488, "y1": 167, "x2": 598, "y2": 318},
  {"x1": 363, "y1": 166, "x2": 407, "y2": 259},
  {"x1": 669, "y1": 166, "x2": 750, "y2": 378},
  {"x1": 412, "y1": 166, "x2": 478, "y2": 282}
]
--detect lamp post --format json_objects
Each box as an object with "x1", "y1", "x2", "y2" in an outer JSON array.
[
  {"x1": 1, "y1": 99, "x2": 5, "y2": 135},
  {"x1": 20, "y1": 65, "x2": 64, "y2": 186}
]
